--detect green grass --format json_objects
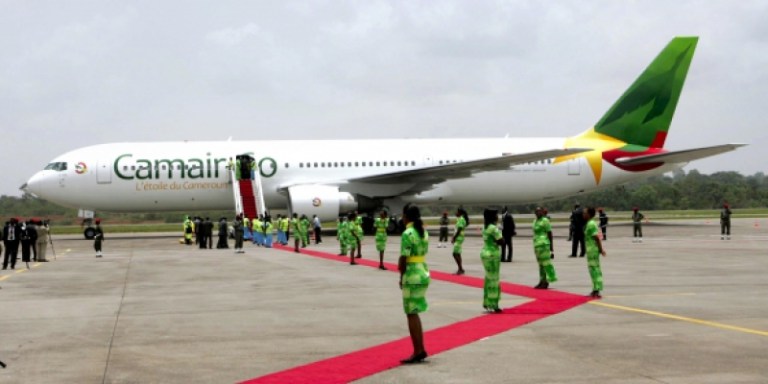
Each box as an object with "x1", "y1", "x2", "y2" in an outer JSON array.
[{"x1": 51, "y1": 223, "x2": 180, "y2": 236}]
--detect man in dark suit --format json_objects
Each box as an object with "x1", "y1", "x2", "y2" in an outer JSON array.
[
  {"x1": 570, "y1": 203, "x2": 586, "y2": 257},
  {"x1": 204, "y1": 217, "x2": 214, "y2": 249},
  {"x1": 500, "y1": 207, "x2": 516, "y2": 262},
  {"x1": 3, "y1": 218, "x2": 23, "y2": 269}
]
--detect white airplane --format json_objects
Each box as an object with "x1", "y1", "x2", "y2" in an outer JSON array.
[{"x1": 24, "y1": 36, "x2": 744, "y2": 238}]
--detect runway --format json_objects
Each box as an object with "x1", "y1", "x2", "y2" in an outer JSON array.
[{"x1": 0, "y1": 218, "x2": 766, "y2": 383}]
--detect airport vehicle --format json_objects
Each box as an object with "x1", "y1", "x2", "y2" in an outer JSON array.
[{"x1": 23, "y1": 37, "x2": 744, "y2": 238}]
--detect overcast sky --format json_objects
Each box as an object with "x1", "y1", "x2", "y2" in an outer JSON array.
[{"x1": 1, "y1": 1, "x2": 766, "y2": 197}]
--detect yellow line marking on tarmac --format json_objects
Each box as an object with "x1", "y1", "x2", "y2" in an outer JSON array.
[
  {"x1": 604, "y1": 292, "x2": 696, "y2": 298},
  {"x1": 590, "y1": 301, "x2": 768, "y2": 337},
  {"x1": 14, "y1": 269, "x2": 27, "y2": 274},
  {"x1": 0, "y1": 275, "x2": 9, "y2": 281}
]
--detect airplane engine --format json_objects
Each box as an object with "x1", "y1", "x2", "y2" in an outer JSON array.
[{"x1": 287, "y1": 185, "x2": 357, "y2": 222}]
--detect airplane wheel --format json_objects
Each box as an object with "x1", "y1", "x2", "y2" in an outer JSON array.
[{"x1": 84, "y1": 228, "x2": 96, "y2": 240}]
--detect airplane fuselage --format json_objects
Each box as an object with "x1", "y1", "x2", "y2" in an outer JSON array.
[{"x1": 25, "y1": 138, "x2": 680, "y2": 215}]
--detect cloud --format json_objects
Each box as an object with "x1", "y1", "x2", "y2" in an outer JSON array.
[
  {"x1": 205, "y1": 23, "x2": 267, "y2": 47},
  {"x1": 0, "y1": 0, "x2": 765, "y2": 197}
]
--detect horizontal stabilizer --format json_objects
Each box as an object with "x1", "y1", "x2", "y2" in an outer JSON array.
[{"x1": 615, "y1": 143, "x2": 747, "y2": 165}]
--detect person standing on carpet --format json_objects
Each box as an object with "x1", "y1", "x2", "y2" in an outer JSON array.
[
  {"x1": 481, "y1": 209, "x2": 504, "y2": 313},
  {"x1": 375, "y1": 210, "x2": 388, "y2": 270},
  {"x1": 450, "y1": 207, "x2": 468, "y2": 275},
  {"x1": 533, "y1": 207, "x2": 557, "y2": 289},
  {"x1": 348, "y1": 212, "x2": 360, "y2": 265},
  {"x1": 398, "y1": 204, "x2": 430, "y2": 364},
  {"x1": 584, "y1": 207, "x2": 607, "y2": 298}
]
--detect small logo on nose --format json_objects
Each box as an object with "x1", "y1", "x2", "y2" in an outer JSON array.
[
  {"x1": 312, "y1": 197, "x2": 322, "y2": 207},
  {"x1": 75, "y1": 162, "x2": 87, "y2": 174}
]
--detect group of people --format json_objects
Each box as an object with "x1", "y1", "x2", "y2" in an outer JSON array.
[
  {"x1": 2, "y1": 218, "x2": 52, "y2": 269},
  {"x1": 335, "y1": 210, "x2": 391, "y2": 270},
  {"x1": 183, "y1": 212, "x2": 325, "y2": 254},
  {"x1": 395, "y1": 203, "x2": 609, "y2": 364}
]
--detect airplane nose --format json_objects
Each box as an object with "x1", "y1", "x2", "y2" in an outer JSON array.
[{"x1": 24, "y1": 172, "x2": 48, "y2": 197}]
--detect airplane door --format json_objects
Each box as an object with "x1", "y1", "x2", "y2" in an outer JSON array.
[
  {"x1": 567, "y1": 159, "x2": 581, "y2": 175},
  {"x1": 97, "y1": 161, "x2": 112, "y2": 184}
]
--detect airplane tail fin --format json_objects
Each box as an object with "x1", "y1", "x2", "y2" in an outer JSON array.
[{"x1": 593, "y1": 37, "x2": 698, "y2": 148}]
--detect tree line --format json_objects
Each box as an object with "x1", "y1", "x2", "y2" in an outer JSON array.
[{"x1": 419, "y1": 170, "x2": 768, "y2": 215}]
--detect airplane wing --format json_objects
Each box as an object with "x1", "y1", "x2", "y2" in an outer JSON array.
[
  {"x1": 615, "y1": 144, "x2": 747, "y2": 166},
  {"x1": 350, "y1": 148, "x2": 591, "y2": 184},
  {"x1": 332, "y1": 148, "x2": 591, "y2": 198}
]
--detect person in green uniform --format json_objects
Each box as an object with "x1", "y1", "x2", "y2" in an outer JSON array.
[
  {"x1": 300, "y1": 214, "x2": 311, "y2": 248},
  {"x1": 348, "y1": 212, "x2": 360, "y2": 265},
  {"x1": 280, "y1": 215, "x2": 290, "y2": 245},
  {"x1": 398, "y1": 204, "x2": 430, "y2": 364},
  {"x1": 583, "y1": 207, "x2": 607, "y2": 298},
  {"x1": 183, "y1": 216, "x2": 193, "y2": 245},
  {"x1": 291, "y1": 213, "x2": 302, "y2": 253},
  {"x1": 264, "y1": 219, "x2": 274, "y2": 248},
  {"x1": 243, "y1": 216, "x2": 252, "y2": 242},
  {"x1": 355, "y1": 211, "x2": 364, "y2": 258},
  {"x1": 253, "y1": 216, "x2": 264, "y2": 246},
  {"x1": 375, "y1": 210, "x2": 388, "y2": 270},
  {"x1": 337, "y1": 216, "x2": 349, "y2": 256},
  {"x1": 450, "y1": 208, "x2": 468, "y2": 275},
  {"x1": 481, "y1": 209, "x2": 504, "y2": 313},
  {"x1": 533, "y1": 207, "x2": 557, "y2": 289}
]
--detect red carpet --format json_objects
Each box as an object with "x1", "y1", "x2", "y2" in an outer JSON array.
[{"x1": 239, "y1": 245, "x2": 592, "y2": 384}]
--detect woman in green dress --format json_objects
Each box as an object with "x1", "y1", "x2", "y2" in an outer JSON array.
[
  {"x1": 533, "y1": 207, "x2": 558, "y2": 289},
  {"x1": 450, "y1": 207, "x2": 468, "y2": 275},
  {"x1": 348, "y1": 212, "x2": 361, "y2": 265},
  {"x1": 398, "y1": 204, "x2": 430, "y2": 364},
  {"x1": 584, "y1": 207, "x2": 607, "y2": 298},
  {"x1": 481, "y1": 209, "x2": 504, "y2": 313},
  {"x1": 375, "y1": 210, "x2": 388, "y2": 270}
]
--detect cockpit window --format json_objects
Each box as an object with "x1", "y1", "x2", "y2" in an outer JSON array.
[{"x1": 44, "y1": 162, "x2": 68, "y2": 171}]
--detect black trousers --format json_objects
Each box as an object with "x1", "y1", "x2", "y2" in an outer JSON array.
[
  {"x1": 501, "y1": 234, "x2": 513, "y2": 261},
  {"x1": 571, "y1": 230, "x2": 585, "y2": 256},
  {"x1": 217, "y1": 235, "x2": 228, "y2": 249},
  {"x1": 314, "y1": 228, "x2": 322, "y2": 244},
  {"x1": 3, "y1": 241, "x2": 19, "y2": 269}
]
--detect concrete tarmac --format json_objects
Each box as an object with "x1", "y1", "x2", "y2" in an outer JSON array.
[{"x1": 0, "y1": 218, "x2": 766, "y2": 383}]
